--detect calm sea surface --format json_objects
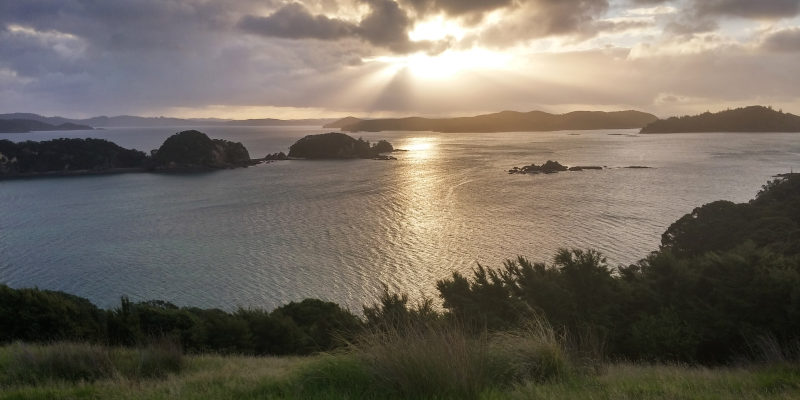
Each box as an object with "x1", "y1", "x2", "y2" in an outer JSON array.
[{"x1": 2, "y1": 126, "x2": 799, "y2": 311}]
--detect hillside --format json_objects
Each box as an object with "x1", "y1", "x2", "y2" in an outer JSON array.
[
  {"x1": 327, "y1": 110, "x2": 658, "y2": 133},
  {"x1": 0, "y1": 113, "x2": 334, "y2": 128},
  {"x1": 641, "y1": 106, "x2": 800, "y2": 133},
  {"x1": 0, "y1": 118, "x2": 93, "y2": 133}
]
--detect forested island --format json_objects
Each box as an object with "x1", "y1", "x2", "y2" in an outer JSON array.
[
  {"x1": 325, "y1": 110, "x2": 658, "y2": 133},
  {"x1": 641, "y1": 105, "x2": 800, "y2": 133},
  {"x1": 288, "y1": 132, "x2": 395, "y2": 159},
  {"x1": 0, "y1": 130, "x2": 257, "y2": 178},
  {"x1": 0, "y1": 118, "x2": 93, "y2": 133}
]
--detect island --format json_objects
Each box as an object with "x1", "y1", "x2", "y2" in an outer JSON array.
[
  {"x1": 0, "y1": 130, "x2": 260, "y2": 179},
  {"x1": 640, "y1": 105, "x2": 800, "y2": 133},
  {"x1": 0, "y1": 118, "x2": 93, "y2": 133},
  {"x1": 150, "y1": 130, "x2": 256, "y2": 170},
  {"x1": 325, "y1": 110, "x2": 658, "y2": 133},
  {"x1": 288, "y1": 132, "x2": 396, "y2": 160}
]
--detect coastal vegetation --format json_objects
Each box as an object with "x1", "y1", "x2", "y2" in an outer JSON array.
[
  {"x1": 641, "y1": 106, "x2": 800, "y2": 133},
  {"x1": 0, "y1": 138, "x2": 148, "y2": 176},
  {"x1": 325, "y1": 110, "x2": 658, "y2": 133},
  {"x1": 2, "y1": 175, "x2": 800, "y2": 398}
]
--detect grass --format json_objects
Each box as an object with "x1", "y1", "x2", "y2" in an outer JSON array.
[{"x1": 1, "y1": 342, "x2": 799, "y2": 400}]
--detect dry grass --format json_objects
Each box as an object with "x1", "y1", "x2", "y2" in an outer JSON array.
[{"x1": 1, "y1": 341, "x2": 799, "y2": 400}]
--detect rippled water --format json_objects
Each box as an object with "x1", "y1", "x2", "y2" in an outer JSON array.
[{"x1": 2, "y1": 127, "x2": 799, "y2": 311}]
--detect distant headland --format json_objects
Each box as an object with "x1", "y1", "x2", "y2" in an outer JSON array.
[
  {"x1": 0, "y1": 112, "x2": 335, "y2": 129},
  {"x1": 324, "y1": 110, "x2": 658, "y2": 133},
  {"x1": 0, "y1": 118, "x2": 93, "y2": 133},
  {"x1": 640, "y1": 106, "x2": 800, "y2": 133}
]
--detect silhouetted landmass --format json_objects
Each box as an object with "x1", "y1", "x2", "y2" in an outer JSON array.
[
  {"x1": 509, "y1": 161, "x2": 655, "y2": 174},
  {"x1": 508, "y1": 160, "x2": 570, "y2": 174},
  {"x1": 0, "y1": 130, "x2": 260, "y2": 178},
  {"x1": 288, "y1": 132, "x2": 395, "y2": 159},
  {"x1": 322, "y1": 116, "x2": 362, "y2": 129},
  {"x1": 3, "y1": 175, "x2": 800, "y2": 364},
  {"x1": 0, "y1": 113, "x2": 335, "y2": 128},
  {"x1": 264, "y1": 152, "x2": 289, "y2": 161},
  {"x1": 641, "y1": 106, "x2": 800, "y2": 133},
  {"x1": 0, "y1": 138, "x2": 147, "y2": 176},
  {"x1": 328, "y1": 110, "x2": 658, "y2": 133},
  {"x1": 151, "y1": 130, "x2": 255, "y2": 170},
  {"x1": 0, "y1": 118, "x2": 93, "y2": 133}
]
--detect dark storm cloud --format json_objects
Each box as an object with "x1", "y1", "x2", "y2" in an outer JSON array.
[
  {"x1": 762, "y1": 28, "x2": 800, "y2": 51},
  {"x1": 239, "y1": 0, "x2": 442, "y2": 53}
]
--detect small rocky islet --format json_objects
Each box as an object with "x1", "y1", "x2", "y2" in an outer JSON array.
[{"x1": 509, "y1": 160, "x2": 651, "y2": 175}]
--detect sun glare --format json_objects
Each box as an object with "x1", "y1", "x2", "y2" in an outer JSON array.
[
  {"x1": 409, "y1": 16, "x2": 466, "y2": 41},
  {"x1": 369, "y1": 49, "x2": 510, "y2": 80}
]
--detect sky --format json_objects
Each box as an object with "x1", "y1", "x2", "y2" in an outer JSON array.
[{"x1": 1, "y1": 0, "x2": 800, "y2": 119}]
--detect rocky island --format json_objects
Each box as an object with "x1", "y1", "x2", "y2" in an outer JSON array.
[
  {"x1": 288, "y1": 132, "x2": 396, "y2": 160},
  {"x1": 509, "y1": 161, "x2": 650, "y2": 175},
  {"x1": 150, "y1": 130, "x2": 257, "y2": 170}
]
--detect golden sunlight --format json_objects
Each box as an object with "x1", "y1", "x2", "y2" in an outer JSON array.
[{"x1": 369, "y1": 49, "x2": 511, "y2": 80}]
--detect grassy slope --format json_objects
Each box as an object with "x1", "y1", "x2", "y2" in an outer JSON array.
[{"x1": 2, "y1": 348, "x2": 798, "y2": 400}]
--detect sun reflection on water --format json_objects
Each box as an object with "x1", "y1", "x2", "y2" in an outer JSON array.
[{"x1": 401, "y1": 137, "x2": 436, "y2": 160}]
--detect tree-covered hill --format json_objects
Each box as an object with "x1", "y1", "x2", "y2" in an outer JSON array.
[{"x1": 641, "y1": 106, "x2": 800, "y2": 133}]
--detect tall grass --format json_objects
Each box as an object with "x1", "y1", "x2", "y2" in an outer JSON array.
[
  {"x1": 292, "y1": 318, "x2": 571, "y2": 399},
  {"x1": 0, "y1": 340, "x2": 184, "y2": 385},
  {"x1": 3, "y1": 342, "x2": 115, "y2": 384}
]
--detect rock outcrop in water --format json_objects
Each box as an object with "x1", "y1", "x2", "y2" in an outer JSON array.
[
  {"x1": 509, "y1": 161, "x2": 570, "y2": 174},
  {"x1": 509, "y1": 161, "x2": 651, "y2": 175},
  {"x1": 151, "y1": 130, "x2": 256, "y2": 170},
  {"x1": 288, "y1": 132, "x2": 395, "y2": 160}
]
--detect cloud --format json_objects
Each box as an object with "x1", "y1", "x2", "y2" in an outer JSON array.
[
  {"x1": 239, "y1": 0, "x2": 441, "y2": 53},
  {"x1": 400, "y1": 0, "x2": 514, "y2": 21},
  {"x1": 695, "y1": 0, "x2": 800, "y2": 19},
  {"x1": 239, "y1": 3, "x2": 356, "y2": 40},
  {"x1": 475, "y1": 0, "x2": 612, "y2": 47},
  {"x1": 762, "y1": 27, "x2": 800, "y2": 51}
]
